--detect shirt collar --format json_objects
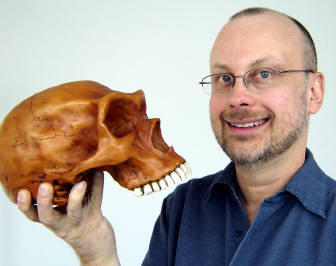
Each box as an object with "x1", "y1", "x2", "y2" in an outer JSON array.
[
  {"x1": 283, "y1": 149, "x2": 327, "y2": 218},
  {"x1": 206, "y1": 149, "x2": 327, "y2": 218},
  {"x1": 206, "y1": 162, "x2": 237, "y2": 201}
]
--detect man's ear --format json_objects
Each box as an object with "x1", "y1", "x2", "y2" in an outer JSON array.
[{"x1": 308, "y1": 72, "x2": 325, "y2": 114}]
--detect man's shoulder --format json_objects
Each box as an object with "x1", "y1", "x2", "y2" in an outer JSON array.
[
  {"x1": 326, "y1": 174, "x2": 336, "y2": 195},
  {"x1": 314, "y1": 168, "x2": 336, "y2": 215},
  {"x1": 158, "y1": 170, "x2": 227, "y2": 224},
  {"x1": 164, "y1": 168, "x2": 230, "y2": 209},
  {"x1": 168, "y1": 173, "x2": 215, "y2": 200}
]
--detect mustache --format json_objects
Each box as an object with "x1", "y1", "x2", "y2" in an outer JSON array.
[{"x1": 220, "y1": 109, "x2": 271, "y2": 122}]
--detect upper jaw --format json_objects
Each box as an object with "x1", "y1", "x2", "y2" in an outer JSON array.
[{"x1": 132, "y1": 162, "x2": 192, "y2": 196}]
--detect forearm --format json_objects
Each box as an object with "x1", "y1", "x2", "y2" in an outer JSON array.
[
  {"x1": 78, "y1": 233, "x2": 121, "y2": 266},
  {"x1": 75, "y1": 217, "x2": 121, "y2": 266}
]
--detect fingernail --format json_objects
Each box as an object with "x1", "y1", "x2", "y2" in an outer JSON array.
[
  {"x1": 17, "y1": 191, "x2": 26, "y2": 203},
  {"x1": 38, "y1": 184, "x2": 49, "y2": 197}
]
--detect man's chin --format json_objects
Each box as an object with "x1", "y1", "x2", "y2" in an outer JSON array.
[
  {"x1": 224, "y1": 150, "x2": 265, "y2": 168},
  {"x1": 219, "y1": 140, "x2": 272, "y2": 168}
]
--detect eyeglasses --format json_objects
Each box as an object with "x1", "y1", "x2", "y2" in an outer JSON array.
[{"x1": 199, "y1": 67, "x2": 313, "y2": 95}]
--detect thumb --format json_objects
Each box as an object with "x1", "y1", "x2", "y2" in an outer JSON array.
[{"x1": 88, "y1": 170, "x2": 104, "y2": 210}]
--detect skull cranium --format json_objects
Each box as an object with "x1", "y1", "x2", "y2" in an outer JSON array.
[{"x1": 0, "y1": 81, "x2": 191, "y2": 206}]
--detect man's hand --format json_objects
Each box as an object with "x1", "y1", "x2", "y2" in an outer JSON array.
[{"x1": 17, "y1": 171, "x2": 120, "y2": 266}]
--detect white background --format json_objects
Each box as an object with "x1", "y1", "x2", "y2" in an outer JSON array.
[{"x1": 0, "y1": 1, "x2": 335, "y2": 265}]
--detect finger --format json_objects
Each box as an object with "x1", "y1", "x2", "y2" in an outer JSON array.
[
  {"x1": 36, "y1": 183, "x2": 62, "y2": 228},
  {"x1": 66, "y1": 181, "x2": 87, "y2": 225},
  {"x1": 88, "y1": 170, "x2": 104, "y2": 210},
  {"x1": 17, "y1": 189, "x2": 39, "y2": 222}
]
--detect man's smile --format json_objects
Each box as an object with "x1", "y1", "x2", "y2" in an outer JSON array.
[{"x1": 228, "y1": 118, "x2": 269, "y2": 128}]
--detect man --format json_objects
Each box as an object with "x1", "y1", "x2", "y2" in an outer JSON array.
[{"x1": 17, "y1": 7, "x2": 334, "y2": 265}]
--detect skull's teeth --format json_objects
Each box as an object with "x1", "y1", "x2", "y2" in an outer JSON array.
[
  {"x1": 132, "y1": 161, "x2": 192, "y2": 197},
  {"x1": 151, "y1": 181, "x2": 161, "y2": 192},
  {"x1": 143, "y1": 184, "x2": 153, "y2": 195},
  {"x1": 133, "y1": 187, "x2": 143, "y2": 197},
  {"x1": 175, "y1": 166, "x2": 187, "y2": 181},
  {"x1": 180, "y1": 162, "x2": 192, "y2": 178},
  {"x1": 158, "y1": 179, "x2": 168, "y2": 189},
  {"x1": 165, "y1": 174, "x2": 176, "y2": 186},
  {"x1": 170, "y1": 171, "x2": 182, "y2": 183}
]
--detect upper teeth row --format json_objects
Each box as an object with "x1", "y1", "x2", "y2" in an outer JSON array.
[
  {"x1": 231, "y1": 119, "x2": 265, "y2": 128},
  {"x1": 133, "y1": 162, "x2": 192, "y2": 196}
]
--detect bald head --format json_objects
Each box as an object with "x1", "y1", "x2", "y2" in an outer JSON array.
[
  {"x1": 209, "y1": 8, "x2": 317, "y2": 78},
  {"x1": 229, "y1": 7, "x2": 317, "y2": 72}
]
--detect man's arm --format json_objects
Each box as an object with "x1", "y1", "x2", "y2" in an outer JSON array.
[{"x1": 17, "y1": 171, "x2": 120, "y2": 266}]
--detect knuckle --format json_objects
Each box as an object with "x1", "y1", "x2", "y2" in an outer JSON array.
[
  {"x1": 68, "y1": 214, "x2": 82, "y2": 225},
  {"x1": 38, "y1": 213, "x2": 54, "y2": 225},
  {"x1": 37, "y1": 206, "x2": 57, "y2": 226},
  {"x1": 67, "y1": 205, "x2": 83, "y2": 224}
]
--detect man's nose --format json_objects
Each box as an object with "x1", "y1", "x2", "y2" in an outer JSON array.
[{"x1": 228, "y1": 77, "x2": 256, "y2": 108}]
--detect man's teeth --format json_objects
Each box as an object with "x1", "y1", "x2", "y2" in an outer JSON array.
[
  {"x1": 230, "y1": 119, "x2": 266, "y2": 128},
  {"x1": 133, "y1": 162, "x2": 192, "y2": 196}
]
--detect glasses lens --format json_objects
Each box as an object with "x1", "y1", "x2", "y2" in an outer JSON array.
[
  {"x1": 212, "y1": 74, "x2": 233, "y2": 94},
  {"x1": 246, "y1": 68, "x2": 279, "y2": 89},
  {"x1": 200, "y1": 77, "x2": 212, "y2": 94},
  {"x1": 201, "y1": 74, "x2": 235, "y2": 95}
]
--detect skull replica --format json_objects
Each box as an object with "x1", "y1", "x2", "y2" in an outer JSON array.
[{"x1": 0, "y1": 81, "x2": 191, "y2": 207}]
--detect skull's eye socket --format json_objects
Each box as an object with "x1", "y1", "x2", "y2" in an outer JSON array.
[
  {"x1": 104, "y1": 100, "x2": 141, "y2": 138},
  {"x1": 151, "y1": 120, "x2": 169, "y2": 153}
]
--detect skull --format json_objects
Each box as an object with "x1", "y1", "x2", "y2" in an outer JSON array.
[{"x1": 0, "y1": 81, "x2": 191, "y2": 206}]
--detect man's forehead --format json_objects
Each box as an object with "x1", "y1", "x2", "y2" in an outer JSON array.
[
  {"x1": 224, "y1": 12, "x2": 297, "y2": 35},
  {"x1": 210, "y1": 12, "x2": 304, "y2": 68}
]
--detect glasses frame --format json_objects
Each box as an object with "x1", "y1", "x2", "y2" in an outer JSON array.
[{"x1": 199, "y1": 67, "x2": 314, "y2": 94}]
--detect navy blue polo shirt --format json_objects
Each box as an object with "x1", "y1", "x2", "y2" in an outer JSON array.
[{"x1": 142, "y1": 150, "x2": 336, "y2": 265}]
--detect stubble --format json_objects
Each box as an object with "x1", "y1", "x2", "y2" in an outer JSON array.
[{"x1": 212, "y1": 89, "x2": 309, "y2": 168}]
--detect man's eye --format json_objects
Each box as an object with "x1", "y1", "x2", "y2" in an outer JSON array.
[
  {"x1": 219, "y1": 75, "x2": 233, "y2": 83},
  {"x1": 259, "y1": 71, "x2": 271, "y2": 79}
]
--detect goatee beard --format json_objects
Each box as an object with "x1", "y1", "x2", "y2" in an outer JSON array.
[{"x1": 213, "y1": 97, "x2": 308, "y2": 169}]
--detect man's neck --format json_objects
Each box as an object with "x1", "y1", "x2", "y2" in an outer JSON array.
[{"x1": 235, "y1": 144, "x2": 307, "y2": 225}]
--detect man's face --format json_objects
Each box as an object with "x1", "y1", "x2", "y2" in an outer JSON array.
[{"x1": 209, "y1": 13, "x2": 312, "y2": 168}]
